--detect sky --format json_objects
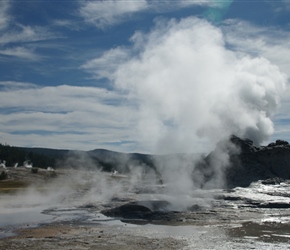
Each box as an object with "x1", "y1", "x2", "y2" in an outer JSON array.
[{"x1": 0, "y1": 0, "x2": 290, "y2": 154}]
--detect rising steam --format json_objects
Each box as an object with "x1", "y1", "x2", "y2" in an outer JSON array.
[
  {"x1": 99, "y1": 17, "x2": 286, "y2": 200},
  {"x1": 79, "y1": 16, "x2": 289, "y2": 210},
  {"x1": 109, "y1": 17, "x2": 286, "y2": 154}
]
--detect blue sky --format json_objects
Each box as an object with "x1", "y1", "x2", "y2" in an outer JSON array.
[{"x1": 0, "y1": 0, "x2": 289, "y2": 154}]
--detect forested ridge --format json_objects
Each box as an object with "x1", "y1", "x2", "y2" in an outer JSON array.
[{"x1": 0, "y1": 143, "x2": 64, "y2": 169}]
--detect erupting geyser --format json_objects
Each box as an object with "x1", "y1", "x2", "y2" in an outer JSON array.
[
  {"x1": 24, "y1": 161, "x2": 33, "y2": 169},
  {"x1": 96, "y1": 17, "x2": 286, "y2": 207},
  {"x1": 0, "y1": 160, "x2": 6, "y2": 169},
  {"x1": 111, "y1": 18, "x2": 286, "y2": 153}
]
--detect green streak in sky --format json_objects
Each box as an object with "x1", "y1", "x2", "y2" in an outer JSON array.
[{"x1": 203, "y1": 0, "x2": 234, "y2": 23}]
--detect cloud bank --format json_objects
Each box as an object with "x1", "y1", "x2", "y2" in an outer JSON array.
[
  {"x1": 88, "y1": 17, "x2": 286, "y2": 154},
  {"x1": 0, "y1": 82, "x2": 138, "y2": 151}
]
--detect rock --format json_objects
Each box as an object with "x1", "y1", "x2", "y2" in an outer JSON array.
[
  {"x1": 267, "y1": 142, "x2": 276, "y2": 147},
  {"x1": 275, "y1": 140, "x2": 289, "y2": 146},
  {"x1": 255, "y1": 145, "x2": 290, "y2": 179},
  {"x1": 195, "y1": 135, "x2": 290, "y2": 188},
  {"x1": 0, "y1": 170, "x2": 8, "y2": 180},
  {"x1": 267, "y1": 139, "x2": 289, "y2": 147},
  {"x1": 229, "y1": 135, "x2": 257, "y2": 153},
  {"x1": 261, "y1": 177, "x2": 284, "y2": 185},
  {"x1": 248, "y1": 201, "x2": 290, "y2": 209},
  {"x1": 79, "y1": 203, "x2": 97, "y2": 209},
  {"x1": 101, "y1": 200, "x2": 181, "y2": 222},
  {"x1": 102, "y1": 203, "x2": 152, "y2": 219},
  {"x1": 31, "y1": 168, "x2": 39, "y2": 174}
]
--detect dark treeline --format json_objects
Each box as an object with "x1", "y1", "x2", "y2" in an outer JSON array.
[
  {"x1": 0, "y1": 143, "x2": 63, "y2": 169},
  {"x1": 0, "y1": 143, "x2": 158, "y2": 173}
]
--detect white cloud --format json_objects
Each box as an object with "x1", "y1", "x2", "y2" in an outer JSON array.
[
  {"x1": 85, "y1": 17, "x2": 287, "y2": 154},
  {"x1": 79, "y1": 0, "x2": 148, "y2": 28},
  {"x1": 0, "y1": 25, "x2": 53, "y2": 61},
  {"x1": 52, "y1": 19, "x2": 83, "y2": 31},
  {"x1": 272, "y1": 86, "x2": 290, "y2": 141},
  {"x1": 148, "y1": 0, "x2": 209, "y2": 11},
  {"x1": 81, "y1": 47, "x2": 129, "y2": 80},
  {"x1": 0, "y1": 83, "x2": 127, "y2": 113},
  {"x1": 222, "y1": 19, "x2": 290, "y2": 77},
  {"x1": 272, "y1": 0, "x2": 290, "y2": 12},
  {"x1": 79, "y1": 0, "x2": 209, "y2": 28},
  {"x1": 0, "y1": 1, "x2": 10, "y2": 31},
  {"x1": 0, "y1": 82, "x2": 138, "y2": 151},
  {"x1": 0, "y1": 2, "x2": 60, "y2": 61},
  {"x1": 0, "y1": 81, "x2": 37, "y2": 89},
  {"x1": 0, "y1": 47, "x2": 40, "y2": 60},
  {"x1": 0, "y1": 25, "x2": 58, "y2": 45}
]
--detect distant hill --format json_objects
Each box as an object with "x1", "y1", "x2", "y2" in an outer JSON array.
[
  {"x1": 87, "y1": 149, "x2": 157, "y2": 172},
  {"x1": 19, "y1": 147, "x2": 70, "y2": 157},
  {"x1": 0, "y1": 144, "x2": 160, "y2": 174},
  {"x1": 2, "y1": 136, "x2": 290, "y2": 189},
  {"x1": 0, "y1": 144, "x2": 69, "y2": 169}
]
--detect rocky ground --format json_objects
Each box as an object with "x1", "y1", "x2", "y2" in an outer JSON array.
[
  {"x1": 1, "y1": 205, "x2": 290, "y2": 249},
  {"x1": 0, "y1": 223, "x2": 187, "y2": 250},
  {"x1": 0, "y1": 167, "x2": 290, "y2": 249}
]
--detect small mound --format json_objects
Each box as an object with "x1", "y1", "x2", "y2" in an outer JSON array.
[
  {"x1": 101, "y1": 200, "x2": 185, "y2": 223},
  {"x1": 102, "y1": 203, "x2": 152, "y2": 219}
]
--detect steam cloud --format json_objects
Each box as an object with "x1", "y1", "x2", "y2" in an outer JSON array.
[
  {"x1": 94, "y1": 17, "x2": 287, "y2": 200},
  {"x1": 107, "y1": 17, "x2": 286, "y2": 154}
]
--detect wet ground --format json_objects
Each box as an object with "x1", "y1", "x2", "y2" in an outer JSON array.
[{"x1": 1, "y1": 168, "x2": 290, "y2": 249}]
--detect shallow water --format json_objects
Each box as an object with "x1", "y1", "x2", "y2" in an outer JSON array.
[{"x1": 0, "y1": 207, "x2": 52, "y2": 227}]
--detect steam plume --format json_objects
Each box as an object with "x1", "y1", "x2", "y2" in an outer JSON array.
[
  {"x1": 110, "y1": 17, "x2": 286, "y2": 154},
  {"x1": 88, "y1": 17, "x2": 287, "y2": 208}
]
